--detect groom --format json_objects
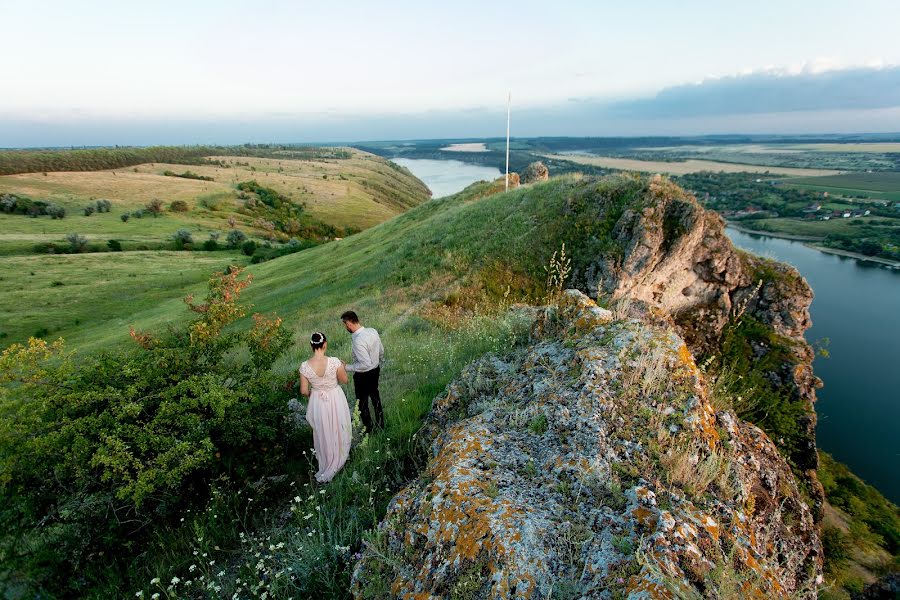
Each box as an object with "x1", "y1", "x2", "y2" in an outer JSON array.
[{"x1": 341, "y1": 310, "x2": 385, "y2": 433}]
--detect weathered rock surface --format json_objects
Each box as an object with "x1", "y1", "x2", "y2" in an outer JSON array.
[
  {"x1": 573, "y1": 176, "x2": 823, "y2": 512},
  {"x1": 522, "y1": 161, "x2": 550, "y2": 184},
  {"x1": 352, "y1": 290, "x2": 822, "y2": 599}
]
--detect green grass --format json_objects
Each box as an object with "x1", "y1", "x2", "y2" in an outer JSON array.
[
  {"x1": 745, "y1": 216, "x2": 899, "y2": 239},
  {"x1": 0, "y1": 250, "x2": 248, "y2": 350},
  {"x1": 0, "y1": 149, "x2": 430, "y2": 256},
  {"x1": 787, "y1": 172, "x2": 900, "y2": 202}
]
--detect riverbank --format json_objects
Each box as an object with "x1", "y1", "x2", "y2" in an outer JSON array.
[{"x1": 726, "y1": 221, "x2": 900, "y2": 268}]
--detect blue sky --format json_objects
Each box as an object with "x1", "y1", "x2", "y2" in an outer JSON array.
[{"x1": 2, "y1": 0, "x2": 900, "y2": 146}]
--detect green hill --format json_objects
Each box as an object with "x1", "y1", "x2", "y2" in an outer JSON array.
[{"x1": 1, "y1": 174, "x2": 896, "y2": 598}]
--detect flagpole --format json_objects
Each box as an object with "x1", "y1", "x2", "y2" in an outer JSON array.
[{"x1": 505, "y1": 91, "x2": 511, "y2": 192}]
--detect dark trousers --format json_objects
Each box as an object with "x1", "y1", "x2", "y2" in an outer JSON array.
[{"x1": 354, "y1": 367, "x2": 384, "y2": 432}]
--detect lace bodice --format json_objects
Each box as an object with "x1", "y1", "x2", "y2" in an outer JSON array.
[{"x1": 300, "y1": 357, "x2": 340, "y2": 392}]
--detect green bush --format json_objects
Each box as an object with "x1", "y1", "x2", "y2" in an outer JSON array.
[
  {"x1": 172, "y1": 228, "x2": 194, "y2": 249},
  {"x1": 203, "y1": 239, "x2": 219, "y2": 251},
  {"x1": 241, "y1": 239, "x2": 257, "y2": 256},
  {"x1": 66, "y1": 232, "x2": 88, "y2": 253},
  {"x1": 107, "y1": 239, "x2": 122, "y2": 252},
  {"x1": 169, "y1": 199, "x2": 189, "y2": 212},
  {"x1": 120, "y1": 213, "x2": 130, "y2": 222},
  {"x1": 0, "y1": 267, "x2": 295, "y2": 596},
  {"x1": 227, "y1": 229, "x2": 247, "y2": 248}
]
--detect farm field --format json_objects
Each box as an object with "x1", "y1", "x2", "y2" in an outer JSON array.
[
  {"x1": 786, "y1": 172, "x2": 900, "y2": 202},
  {"x1": 542, "y1": 153, "x2": 841, "y2": 176}
]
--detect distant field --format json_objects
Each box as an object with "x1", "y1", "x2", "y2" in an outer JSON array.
[
  {"x1": 786, "y1": 172, "x2": 900, "y2": 202},
  {"x1": 0, "y1": 150, "x2": 428, "y2": 231},
  {"x1": 544, "y1": 153, "x2": 841, "y2": 176},
  {"x1": 439, "y1": 143, "x2": 488, "y2": 152},
  {"x1": 738, "y1": 216, "x2": 899, "y2": 238},
  {"x1": 638, "y1": 142, "x2": 900, "y2": 154},
  {"x1": 0, "y1": 250, "x2": 247, "y2": 351}
]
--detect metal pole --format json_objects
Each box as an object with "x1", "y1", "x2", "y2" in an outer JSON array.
[{"x1": 505, "y1": 91, "x2": 511, "y2": 192}]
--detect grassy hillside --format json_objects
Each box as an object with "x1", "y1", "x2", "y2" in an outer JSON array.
[
  {"x1": 0, "y1": 146, "x2": 430, "y2": 349},
  {"x1": 2, "y1": 174, "x2": 896, "y2": 598},
  {"x1": 0, "y1": 148, "x2": 429, "y2": 254}
]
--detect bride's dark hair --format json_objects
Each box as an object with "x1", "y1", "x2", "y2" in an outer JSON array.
[{"x1": 310, "y1": 331, "x2": 327, "y2": 351}]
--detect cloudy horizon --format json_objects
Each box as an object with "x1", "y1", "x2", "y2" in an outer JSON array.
[{"x1": 2, "y1": 0, "x2": 900, "y2": 147}]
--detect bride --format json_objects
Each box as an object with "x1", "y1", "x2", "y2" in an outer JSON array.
[{"x1": 299, "y1": 332, "x2": 352, "y2": 483}]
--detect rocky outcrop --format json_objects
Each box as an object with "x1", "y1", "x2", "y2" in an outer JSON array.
[
  {"x1": 521, "y1": 161, "x2": 549, "y2": 184},
  {"x1": 572, "y1": 175, "x2": 823, "y2": 514},
  {"x1": 351, "y1": 291, "x2": 823, "y2": 599}
]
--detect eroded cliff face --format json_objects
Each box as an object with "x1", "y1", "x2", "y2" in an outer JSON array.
[
  {"x1": 352, "y1": 291, "x2": 823, "y2": 599},
  {"x1": 574, "y1": 176, "x2": 822, "y2": 510}
]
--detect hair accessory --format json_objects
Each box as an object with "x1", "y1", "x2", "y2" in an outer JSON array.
[{"x1": 310, "y1": 332, "x2": 325, "y2": 344}]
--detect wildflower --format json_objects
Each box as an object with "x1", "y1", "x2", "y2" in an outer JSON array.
[
  {"x1": 171, "y1": 576, "x2": 180, "y2": 585},
  {"x1": 189, "y1": 564, "x2": 197, "y2": 572},
  {"x1": 294, "y1": 496, "x2": 301, "y2": 503},
  {"x1": 319, "y1": 489, "x2": 325, "y2": 495},
  {"x1": 150, "y1": 578, "x2": 160, "y2": 585},
  {"x1": 135, "y1": 592, "x2": 144, "y2": 598},
  {"x1": 151, "y1": 594, "x2": 160, "y2": 600}
]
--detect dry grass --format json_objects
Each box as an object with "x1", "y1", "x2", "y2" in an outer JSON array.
[
  {"x1": 0, "y1": 149, "x2": 425, "y2": 230},
  {"x1": 542, "y1": 153, "x2": 841, "y2": 177},
  {"x1": 660, "y1": 442, "x2": 731, "y2": 497}
]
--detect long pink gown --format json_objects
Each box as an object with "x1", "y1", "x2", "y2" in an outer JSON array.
[{"x1": 300, "y1": 357, "x2": 352, "y2": 482}]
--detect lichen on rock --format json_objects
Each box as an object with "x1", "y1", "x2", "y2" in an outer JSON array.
[{"x1": 351, "y1": 290, "x2": 822, "y2": 599}]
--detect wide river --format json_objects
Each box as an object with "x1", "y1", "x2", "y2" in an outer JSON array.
[
  {"x1": 726, "y1": 228, "x2": 900, "y2": 502},
  {"x1": 391, "y1": 158, "x2": 501, "y2": 198},
  {"x1": 397, "y1": 157, "x2": 900, "y2": 502}
]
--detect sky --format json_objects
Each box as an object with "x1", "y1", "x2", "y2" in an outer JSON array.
[{"x1": 2, "y1": 0, "x2": 900, "y2": 146}]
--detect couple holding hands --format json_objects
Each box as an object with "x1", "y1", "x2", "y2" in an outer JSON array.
[{"x1": 298, "y1": 311, "x2": 385, "y2": 483}]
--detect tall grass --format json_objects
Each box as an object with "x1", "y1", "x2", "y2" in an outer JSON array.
[{"x1": 125, "y1": 310, "x2": 532, "y2": 599}]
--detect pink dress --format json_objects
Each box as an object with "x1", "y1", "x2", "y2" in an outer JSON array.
[{"x1": 300, "y1": 357, "x2": 352, "y2": 482}]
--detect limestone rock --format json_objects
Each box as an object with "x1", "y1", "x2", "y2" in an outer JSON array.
[
  {"x1": 351, "y1": 290, "x2": 822, "y2": 599},
  {"x1": 522, "y1": 161, "x2": 549, "y2": 184},
  {"x1": 572, "y1": 175, "x2": 823, "y2": 512}
]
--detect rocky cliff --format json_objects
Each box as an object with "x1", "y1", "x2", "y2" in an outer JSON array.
[
  {"x1": 570, "y1": 175, "x2": 823, "y2": 515},
  {"x1": 351, "y1": 291, "x2": 823, "y2": 598}
]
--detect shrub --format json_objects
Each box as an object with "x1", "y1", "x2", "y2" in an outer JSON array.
[
  {"x1": 107, "y1": 239, "x2": 122, "y2": 252},
  {"x1": 66, "y1": 232, "x2": 88, "y2": 253},
  {"x1": 94, "y1": 199, "x2": 112, "y2": 213},
  {"x1": 83, "y1": 204, "x2": 96, "y2": 216},
  {"x1": 203, "y1": 239, "x2": 219, "y2": 251},
  {"x1": 0, "y1": 268, "x2": 294, "y2": 596},
  {"x1": 46, "y1": 204, "x2": 65, "y2": 219},
  {"x1": 131, "y1": 209, "x2": 144, "y2": 218},
  {"x1": 172, "y1": 228, "x2": 194, "y2": 249},
  {"x1": 145, "y1": 198, "x2": 164, "y2": 215},
  {"x1": 169, "y1": 200, "x2": 189, "y2": 212},
  {"x1": 241, "y1": 239, "x2": 257, "y2": 256},
  {"x1": 0, "y1": 194, "x2": 17, "y2": 212},
  {"x1": 120, "y1": 213, "x2": 130, "y2": 222},
  {"x1": 226, "y1": 229, "x2": 247, "y2": 248}
]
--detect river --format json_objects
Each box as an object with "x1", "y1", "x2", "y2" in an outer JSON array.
[
  {"x1": 398, "y1": 157, "x2": 900, "y2": 502},
  {"x1": 391, "y1": 158, "x2": 501, "y2": 198},
  {"x1": 726, "y1": 228, "x2": 900, "y2": 502}
]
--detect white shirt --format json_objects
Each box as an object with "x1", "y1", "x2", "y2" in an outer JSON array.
[{"x1": 345, "y1": 326, "x2": 384, "y2": 373}]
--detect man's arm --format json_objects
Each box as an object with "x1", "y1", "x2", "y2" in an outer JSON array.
[{"x1": 345, "y1": 333, "x2": 374, "y2": 373}]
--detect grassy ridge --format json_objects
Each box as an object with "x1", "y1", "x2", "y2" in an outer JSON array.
[{"x1": 3, "y1": 174, "x2": 897, "y2": 597}]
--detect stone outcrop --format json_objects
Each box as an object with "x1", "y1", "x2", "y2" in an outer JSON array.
[
  {"x1": 352, "y1": 290, "x2": 822, "y2": 599},
  {"x1": 521, "y1": 161, "x2": 549, "y2": 184},
  {"x1": 572, "y1": 175, "x2": 823, "y2": 514}
]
